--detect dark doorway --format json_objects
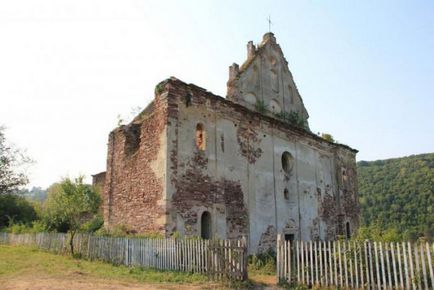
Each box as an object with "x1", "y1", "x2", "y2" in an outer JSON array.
[
  {"x1": 284, "y1": 234, "x2": 295, "y2": 242},
  {"x1": 346, "y1": 222, "x2": 351, "y2": 239},
  {"x1": 200, "y1": 211, "x2": 212, "y2": 239}
]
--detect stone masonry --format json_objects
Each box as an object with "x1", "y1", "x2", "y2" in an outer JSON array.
[{"x1": 95, "y1": 33, "x2": 359, "y2": 253}]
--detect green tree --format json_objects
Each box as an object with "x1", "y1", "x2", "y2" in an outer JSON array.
[
  {"x1": 0, "y1": 194, "x2": 37, "y2": 228},
  {"x1": 43, "y1": 177, "x2": 101, "y2": 254},
  {"x1": 0, "y1": 126, "x2": 36, "y2": 229},
  {"x1": 0, "y1": 126, "x2": 31, "y2": 194}
]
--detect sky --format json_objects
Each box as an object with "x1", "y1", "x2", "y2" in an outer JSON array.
[{"x1": 0, "y1": 0, "x2": 433, "y2": 188}]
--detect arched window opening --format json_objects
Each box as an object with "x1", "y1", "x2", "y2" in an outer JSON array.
[
  {"x1": 195, "y1": 123, "x2": 206, "y2": 150},
  {"x1": 281, "y1": 151, "x2": 294, "y2": 174},
  {"x1": 200, "y1": 211, "x2": 212, "y2": 240},
  {"x1": 346, "y1": 222, "x2": 351, "y2": 239},
  {"x1": 342, "y1": 167, "x2": 348, "y2": 183},
  {"x1": 288, "y1": 85, "x2": 294, "y2": 104},
  {"x1": 284, "y1": 188, "x2": 289, "y2": 200}
]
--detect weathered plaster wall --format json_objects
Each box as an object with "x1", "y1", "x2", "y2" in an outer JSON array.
[
  {"x1": 227, "y1": 33, "x2": 309, "y2": 121},
  {"x1": 102, "y1": 94, "x2": 168, "y2": 234},
  {"x1": 100, "y1": 33, "x2": 359, "y2": 252},
  {"x1": 162, "y1": 78, "x2": 358, "y2": 253},
  {"x1": 164, "y1": 80, "x2": 249, "y2": 240}
]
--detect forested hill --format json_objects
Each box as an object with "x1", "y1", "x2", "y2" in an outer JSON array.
[{"x1": 357, "y1": 153, "x2": 434, "y2": 240}]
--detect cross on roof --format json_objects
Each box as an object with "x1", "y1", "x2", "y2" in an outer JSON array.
[{"x1": 267, "y1": 15, "x2": 273, "y2": 32}]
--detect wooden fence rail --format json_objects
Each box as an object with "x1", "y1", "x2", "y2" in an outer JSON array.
[
  {"x1": 0, "y1": 232, "x2": 247, "y2": 281},
  {"x1": 277, "y1": 235, "x2": 434, "y2": 289}
]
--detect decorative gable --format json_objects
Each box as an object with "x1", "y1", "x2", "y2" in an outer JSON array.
[{"x1": 227, "y1": 33, "x2": 309, "y2": 128}]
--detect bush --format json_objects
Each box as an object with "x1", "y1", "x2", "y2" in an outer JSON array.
[
  {"x1": 95, "y1": 224, "x2": 129, "y2": 237},
  {"x1": 0, "y1": 194, "x2": 38, "y2": 228},
  {"x1": 320, "y1": 133, "x2": 335, "y2": 143},
  {"x1": 248, "y1": 249, "x2": 276, "y2": 275},
  {"x1": 81, "y1": 214, "x2": 104, "y2": 233},
  {"x1": 4, "y1": 220, "x2": 47, "y2": 234},
  {"x1": 94, "y1": 224, "x2": 164, "y2": 239},
  {"x1": 355, "y1": 225, "x2": 403, "y2": 242},
  {"x1": 275, "y1": 111, "x2": 309, "y2": 131},
  {"x1": 30, "y1": 220, "x2": 46, "y2": 233},
  {"x1": 277, "y1": 280, "x2": 308, "y2": 290},
  {"x1": 7, "y1": 223, "x2": 29, "y2": 234}
]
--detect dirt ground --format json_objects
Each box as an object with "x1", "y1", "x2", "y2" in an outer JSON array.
[
  {"x1": 0, "y1": 273, "x2": 280, "y2": 290},
  {"x1": 0, "y1": 273, "x2": 220, "y2": 290}
]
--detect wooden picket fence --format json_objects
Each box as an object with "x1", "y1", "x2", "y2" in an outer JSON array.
[
  {"x1": 277, "y1": 236, "x2": 434, "y2": 289},
  {"x1": 208, "y1": 238, "x2": 248, "y2": 281},
  {"x1": 0, "y1": 232, "x2": 247, "y2": 281}
]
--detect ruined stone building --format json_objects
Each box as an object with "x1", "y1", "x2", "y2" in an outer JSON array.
[{"x1": 94, "y1": 33, "x2": 359, "y2": 253}]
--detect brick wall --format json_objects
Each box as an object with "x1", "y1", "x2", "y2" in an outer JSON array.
[{"x1": 103, "y1": 93, "x2": 168, "y2": 234}]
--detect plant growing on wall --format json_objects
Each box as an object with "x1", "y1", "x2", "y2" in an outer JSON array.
[
  {"x1": 321, "y1": 133, "x2": 335, "y2": 143},
  {"x1": 154, "y1": 83, "x2": 165, "y2": 95},
  {"x1": 275, "y1": 111, "x2": 309, "y2": 131},
  {"x1": 255, "y1": 99, "x2": 268, "y2": 114}
]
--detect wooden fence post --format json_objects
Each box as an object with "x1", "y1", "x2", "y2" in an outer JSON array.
[
  {"x1": 296, "y1": 240, "x2": 300, "y2": 284},
  {"x1": 277, "y1": 234, "x2": 281, "y2": 282},
  {"x1": 374, "y1": 242, "x2": 381, "y2": 290},
  {"x1": 397, "y1": 242, "x2": 404, "y2": 289},
  {"x1": 420, "y1": 243, "x2": 428, "y2": 289},
  {"x1": 403, "y1": 241, "x2": 410, "y2": 289},
  {"x1": 414, "y1": 243, "x2": 422, "y2": 290},
  {"x1": 379, "y1": 242, "x2": 386, "y2": 289},
  {"x1": 426, "y1": 243, "x2": 434, "y2": 289},
  {"x1": 408, "y1": 242, "x2": 416, "y2": 290},
  {"x1": 319, "y1": 241, "x2": 323, "y2": 286}
]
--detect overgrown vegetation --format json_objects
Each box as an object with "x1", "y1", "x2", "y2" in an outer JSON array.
[
  {"x1": 320, "y1": 133, "x2": 335, "y2": 143},
  {"x1": 255, "y1": 99, "x2": 268, "y2": 114},
  {"x1": 248, "y1": 250, "x2": 276, "y2": 275},
  {"x1": 154, "y1": 82, "x2": 165, "y2": 95},
  {"x1": 94, "y1": 224, "x2": 164, "y2": 239},
  {"x1": 277, "y1": 280, "x2": 309, "y2": 290},
  {"x1": 357, "y1": 153, "x2": 434, "y2": 242},
  {"x1": 275, "y1": 111, "x2": 309, "y2": 131}
]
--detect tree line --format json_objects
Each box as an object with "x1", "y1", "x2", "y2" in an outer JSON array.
[{"x1": 357, "y1": 153, "x2": 433, "y2": 242}]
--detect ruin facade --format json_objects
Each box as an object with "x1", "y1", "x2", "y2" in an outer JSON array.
[{"x1": 96, "y1": 33, "x2": 359, "y2": 253}]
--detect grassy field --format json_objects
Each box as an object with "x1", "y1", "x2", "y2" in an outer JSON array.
[
  {"x1": 0, "y1": 245, "x2": 280, "y2": 289},
  {"x1": 0, "y1": 245, "x2": 219, "y2": 289}
]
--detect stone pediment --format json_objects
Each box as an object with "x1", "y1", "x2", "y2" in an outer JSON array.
[{"x1": 227, "y1": 33, "x2": 309, "y2": 126}]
